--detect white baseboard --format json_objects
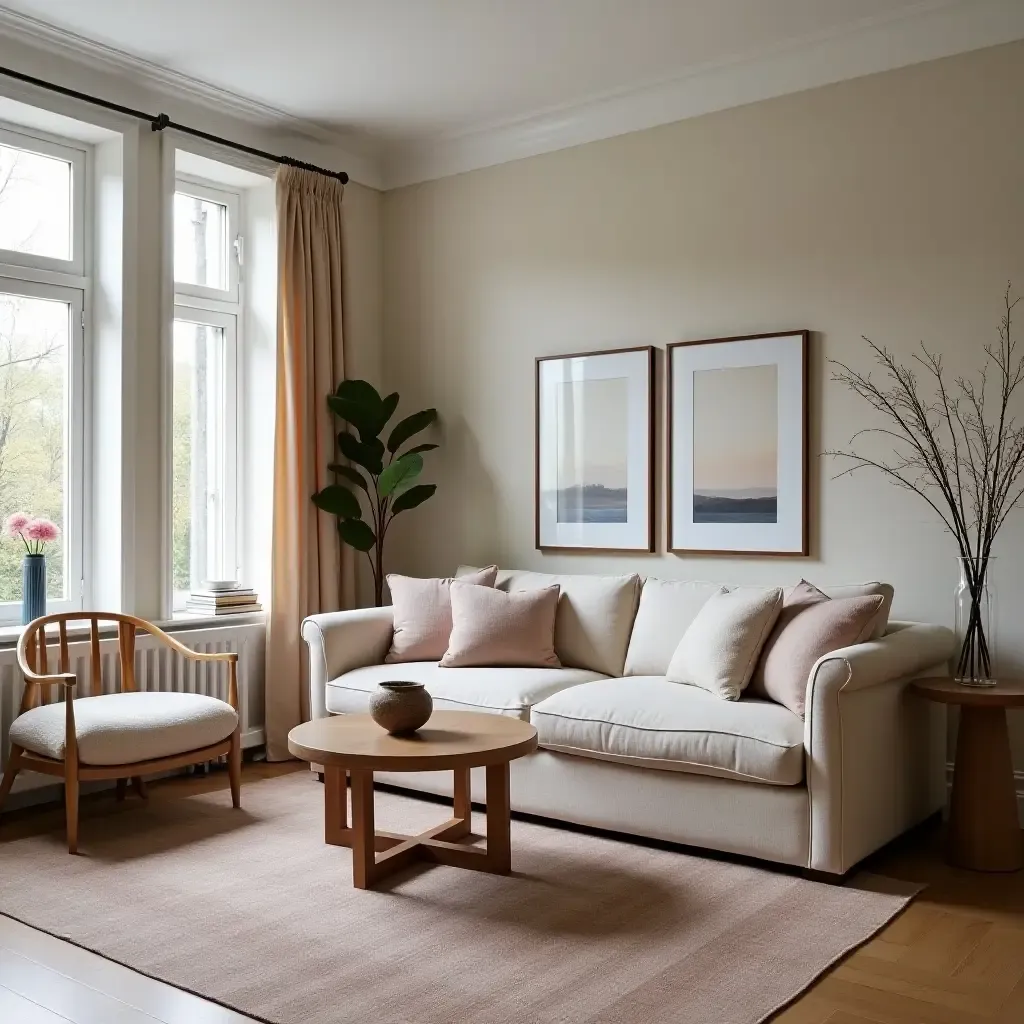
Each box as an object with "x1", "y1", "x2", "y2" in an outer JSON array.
[{"x1": 946, "y1": 761, "x2": 1024, "y2": 826}]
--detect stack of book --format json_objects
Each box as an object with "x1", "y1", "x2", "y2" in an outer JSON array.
[{"x1": 185, "y1": 582, "x2": 262, "y2": 616}]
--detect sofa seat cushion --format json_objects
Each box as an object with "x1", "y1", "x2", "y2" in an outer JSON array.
[
  {"x1": 326, "y1": 662, "x2": 604, "y2": 721},
  {"x1": 9, "y1": 692, "x2": 238, "y2": 766},
  {"x1": 531, "y1": 677, "x2": 804, "y2": 785}
]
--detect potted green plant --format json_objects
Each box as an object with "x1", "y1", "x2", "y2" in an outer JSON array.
[{"x1": 312, "y1": 380, "x2": 438, "y2": 606}]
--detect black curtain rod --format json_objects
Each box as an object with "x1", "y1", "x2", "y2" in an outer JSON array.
[{"x1": 0, "y1": 64, "x2": 349, "y2": 184}]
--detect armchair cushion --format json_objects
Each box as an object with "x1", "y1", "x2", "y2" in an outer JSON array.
[{"x1": 10, "y1": 692, "x2": 238, "y2": 766}]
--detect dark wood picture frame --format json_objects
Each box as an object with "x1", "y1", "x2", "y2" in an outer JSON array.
[
  {"x1": 666, "y1": 330, "x2": 809, "y2": 557},
  {"x1": 535, "y1": 345, "x2": 655, "y2": 553}
]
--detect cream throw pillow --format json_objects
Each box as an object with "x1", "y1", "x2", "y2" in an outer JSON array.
[
  {"x1": 666, "y1": 587, "x2": 783, "y2": 700},
  {"x1": 440, "y1": 581, "x2": 561, "y2": 668},
  {"x1": 385, "y1": 566, "x2": 498, "y2": 663}
]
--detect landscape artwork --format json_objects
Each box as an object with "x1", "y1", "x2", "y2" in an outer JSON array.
[
  {"x1": 556, "y1": 377, "x2": 628, "y2": 523},
  {"x1": 692, "y1": 364, "x2": 778, "y2": 524},
  {"x1": 536, "y1": 346, "x2": 654, "y2": 551},
  {"x1": 669, "y1": 332, "x2": 808, "y2": 555}
]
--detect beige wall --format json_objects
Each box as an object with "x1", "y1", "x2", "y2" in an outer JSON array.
[{"x1": 382, "y1": 42, "x2": 1024, "y2": 767}]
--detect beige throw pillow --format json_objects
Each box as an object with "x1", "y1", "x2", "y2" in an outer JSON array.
[
  {"x1": 440, "y1": 581, "x2": 561, "y2": 668},
  {"x1": 752, "y1": 592, "x2": 884, "y2": 717},
  {"x1": 666, "y1": 587, "x2": 783, "y2": 700},
  {"x1": 385, "y1": 566, "x2": 498, "y2": 663}
]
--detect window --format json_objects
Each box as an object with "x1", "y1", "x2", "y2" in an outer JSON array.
[
  {"x1": 173, "y1": 178, "x2": 239, "y2": 303},
  {"x1": 172, "y1": 176, "x2": 242, "y2": 605},
  {"x1": 0, "y1": 125, "x2": 86, "y2": 274},
  {"x1": 0, "y1": 124, "x2": 87, "y2": 623}
]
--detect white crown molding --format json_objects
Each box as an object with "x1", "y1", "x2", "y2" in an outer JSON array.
[
  {"x1": 0, "y1": 6, "x2": 384, "y2": 189},
  {"x1": 381, "y1": 0, "x2": 1024, "y2": 190}
]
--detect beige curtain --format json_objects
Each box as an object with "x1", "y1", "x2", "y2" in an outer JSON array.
[{"x1": 265, "y1": 167, "x2": 354, "y2": 760}]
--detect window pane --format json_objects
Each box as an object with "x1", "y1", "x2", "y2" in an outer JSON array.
[
  {"x1": 174, "y1": 192, "x2": 228, "y2": 290},
  {"x1": 0, "y1": 291, "x2": 69, "y2": 601},
  {"x1": 172, "y1": 318, "x2": 228, "y2": 593},
  {"x1": 0, "y1": 143, "x2": 73, "y2": 262}
]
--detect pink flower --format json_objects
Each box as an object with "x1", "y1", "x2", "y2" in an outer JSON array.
[
  {"x1": 5, "y1": 512, "x2": 29, "y2": 538},
  {"x1": 24, "y1": 518, "x2": 60, "y2": 544}
]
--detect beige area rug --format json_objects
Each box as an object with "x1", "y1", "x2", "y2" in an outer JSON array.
[{"x1": 0, "y1": 773, "x2": 917, "y2": 1024}]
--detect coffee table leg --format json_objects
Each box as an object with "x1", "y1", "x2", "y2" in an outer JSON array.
[
  {"x1": 324, "y1": 766, "x2": 348, "y2": 846},
  {"x1": 350, "y1": 768, "x2": 376, "y2": 889},
  {"x1": 485, "y1": 762, "x2": 511, "y2": 874},
  {"x1": 451, "y1": 767, "x2": 472, "y2": 840},
  {"x1": 949, "y1": 706, "x2": 1023, "y2": 871}
]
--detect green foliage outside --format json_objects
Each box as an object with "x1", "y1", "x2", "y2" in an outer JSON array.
[
  {"x1": 0, "y1": 294, "x2": 66, "y2": 602},
  {"x1": 171, "y1": 363, "x2": 193, "y2": 593}
]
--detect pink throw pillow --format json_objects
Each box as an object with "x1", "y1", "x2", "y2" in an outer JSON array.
[
  {"x1": 749, "y1": 583, "x2": 883, "y2": 717},
  {"x1": 748, "y1": 580, "x2": 829, "y2": 694},
  {"x1": 440, "y1": 581, "x2": 561, "y2": 668},
  {"x1": 385, "y1": 566, "x2": 498, "y2": 663}
]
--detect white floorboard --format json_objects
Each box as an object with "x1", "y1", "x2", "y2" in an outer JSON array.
[{"x1": 0, "y1": 917, "x2": 257, "y2": 1024}]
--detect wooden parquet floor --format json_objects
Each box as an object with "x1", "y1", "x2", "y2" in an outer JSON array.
[{"x1": 1, "y1": 763, "x2": 1022, "y2": 1023}]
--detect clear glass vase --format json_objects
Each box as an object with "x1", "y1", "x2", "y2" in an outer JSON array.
[{"x1": 953, "y1": 556, "x2": 996, "y2": 686}]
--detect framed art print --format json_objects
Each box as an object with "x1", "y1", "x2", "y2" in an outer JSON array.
[
  {"x1": 668, "y1": 331, "x2": 808, "y2": 555},
  {"x1": 536, "y1": 346, "x2": 654, "y2": 551}
]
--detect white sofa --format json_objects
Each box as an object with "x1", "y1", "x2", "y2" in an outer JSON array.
[{"x1": 301, "y1": 568, "x2": 955, "y2": 877}]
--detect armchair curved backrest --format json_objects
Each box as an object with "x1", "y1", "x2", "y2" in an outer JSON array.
[{"x1": 17, "y1": 612, "x2": 239, "y2": 715}]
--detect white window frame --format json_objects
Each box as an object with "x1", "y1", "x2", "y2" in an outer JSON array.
[
  {"x1": 173, "y1": 175, "x2": 240, "y2": 305},
  {"x1": 0, "y1": 123, "x2": 87, "y2": 278},
  {"x1": 171, "y1": 173, "x2": 243, "y2": 612}
]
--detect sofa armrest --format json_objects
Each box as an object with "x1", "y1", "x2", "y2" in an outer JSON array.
[
  {"x1": 807, "y1": 621, "x2": 956, "y2": 702},
  {"x1": 804, "y1": 621, "x2": 955, "y2": 874},
  {"x1": 301, "y1": 607, "x2": 394, "y2": 720}
]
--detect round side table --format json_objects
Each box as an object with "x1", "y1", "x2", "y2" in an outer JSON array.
[{"x1": 911, "y1": 677, "x2": 1024, "y2": 872}]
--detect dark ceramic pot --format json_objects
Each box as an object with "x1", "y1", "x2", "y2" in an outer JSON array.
[{"x1": 368, "y1": 681, "x2": 433, "y2": 735}]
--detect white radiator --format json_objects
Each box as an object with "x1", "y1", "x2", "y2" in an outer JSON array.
[{"x1": 0, "y1": 621, "x2": 266, "y2": 797}]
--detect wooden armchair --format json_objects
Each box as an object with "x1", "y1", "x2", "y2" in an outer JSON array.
[{"x1": 0, "y1": 613, "x2": 242, "y2": 853}]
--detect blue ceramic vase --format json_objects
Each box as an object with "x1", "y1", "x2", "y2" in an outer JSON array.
[{"x1": 22, "y1": 553, "x2": 46, "y2": 625}]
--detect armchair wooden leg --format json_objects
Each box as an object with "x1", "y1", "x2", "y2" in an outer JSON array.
[
  {"x1": 115, "y1": 778, "x2": 128, "y2": 802},
  {"x1": 228, "y1": 729, "x2": 242, "y2": 808},
  {"x1": 0, "y1": 744, "x2": 24, "y2": 812},
  {"x1": 65, "y1": 762, "x2": 80, "y2": 855},
  {"x1": 131, "y1": 776, "x2": 147, "y2": 799}
]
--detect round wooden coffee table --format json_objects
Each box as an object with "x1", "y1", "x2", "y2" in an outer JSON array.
[
  {"x1": 287, "y1": 710, "x2": 537, "y2": 889},
  {"x1": 910, "y1": 677, "x2": 1024, "y2": 872}
]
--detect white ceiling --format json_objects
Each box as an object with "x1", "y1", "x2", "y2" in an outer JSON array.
[{"x1": 1, "y1": 0, "x2": 1023, "y2": 187}]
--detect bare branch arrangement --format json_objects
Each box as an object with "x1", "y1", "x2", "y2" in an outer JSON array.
[{"x1": 828, "y1": 285, "x2": 1023, "y2": 682}]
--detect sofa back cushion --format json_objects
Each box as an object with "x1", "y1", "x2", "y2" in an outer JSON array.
[
  {"x1": 623, "y1": 578, "x2": 724, "y2": 676},
  {"x1": 457, "y1": 566, "x2": 640, "y2": 676}
]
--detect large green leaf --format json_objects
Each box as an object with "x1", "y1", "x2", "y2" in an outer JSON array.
[
  {"x1": 335, "y1": 379, "x2": 382, "y2": 406},
  {"x1": 390, "y1": 483, "x2": 436, "y2": 514},
  {"x1": 312, "y1": 484, "x2": 361, "y2": 519},
  {"x1": 337, "y1": 518, "x2": 376, "y2": 552},
  {"x1": 328, "y1": 463, "x2": 369, "y2": 493},
  {"x1": 338, "y1": 432, "x2": 384, "y2": 475},
  {"x1": 401, "y1": 443, "x2": 439, "y2": 456},
  {"x1": 327, "y1": 394, "x2": 377, "y2": 436},
  {"x1": 378, "y1": 453, "x2": 423, "y2": 497},
  {"x1": 387, "y1": 408, "x2": 437, "y2": 453},
  {"x1": 375, "y1": 392, "x2": 400, "y2": 435}
]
